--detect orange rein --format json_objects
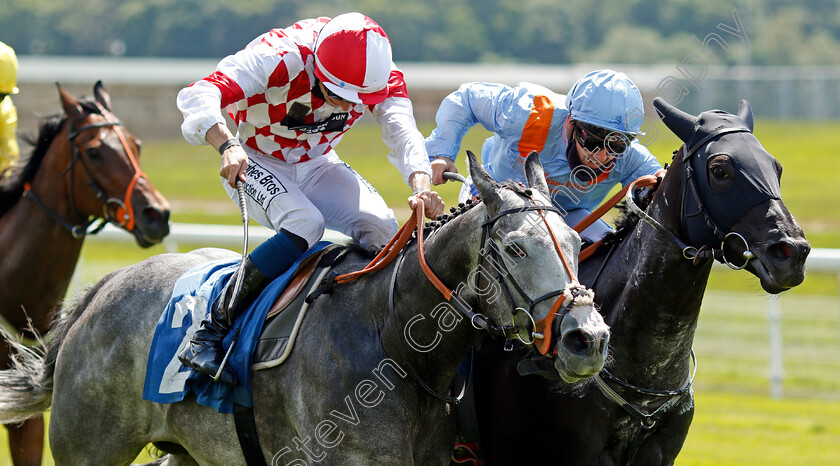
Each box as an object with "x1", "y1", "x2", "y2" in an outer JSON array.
[
  {"x1": 573, "y1": 174, "x2": 660, "y2": 262},
  {"x1": 530, "y1": 207, "x2": 581, "y2": 355},
  {"x1": 332, "y1": 199, "x2": 451, "y2": 299},
  {"x1": 334, "y1": 197, "x2": 583, "y2": 356}
]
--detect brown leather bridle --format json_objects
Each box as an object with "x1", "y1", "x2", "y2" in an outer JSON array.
[{"x1": 23, "y1": 110, "x2": 147, "y2": 238}]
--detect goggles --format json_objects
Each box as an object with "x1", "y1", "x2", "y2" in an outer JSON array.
[
  {"x1": 323, "y1": 84, "x2": 354, "y2": 104},
  {"x1": 572, "y1": 120, "x2": 634, "y2": 156}
]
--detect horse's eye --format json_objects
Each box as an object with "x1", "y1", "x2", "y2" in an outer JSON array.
[
  {"x1": 85, "y1": 147, "x2": 102, "y2": 160},
  {"x1": 711, "y1": 165, "x2": 728, "y2": 179},
  {"x1": 505, "y1": 243, "x2": 527, "y2": 259}
]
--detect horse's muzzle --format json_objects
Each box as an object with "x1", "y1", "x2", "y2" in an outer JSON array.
[
  {"x1": 750, "y1": 237, "x2": 810, "y2": 293},
  {"x1": 133, "y1": 205, "x2": 171, "y2": 247},
  {"x1": 552, "y1": 304, "x2": 610, "y2": 382}
]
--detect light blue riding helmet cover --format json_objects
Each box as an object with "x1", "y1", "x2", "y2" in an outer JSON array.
[{"x1": 567, "y1": 69, "x2": 646, "y2": 135}]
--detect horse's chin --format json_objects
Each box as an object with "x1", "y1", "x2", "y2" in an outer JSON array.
[
  {"x1": 759, "y1": 278, "x2": 791, "y2": 295},
  {"x1": 552, "y1": 357, "x2": 601, "y2": 384},
  {"x1": 557, "y1": 371, "x2": 586, "y2": 384},
  {"x1": 129, "y1": 220, "x2": 170, "y2": 248},
  {"x1": 132, "y1": 230, "x2": 161, "y2": 248},
  {"x1": 747, "y1": 251, "x2": 804, "y2": 295}
]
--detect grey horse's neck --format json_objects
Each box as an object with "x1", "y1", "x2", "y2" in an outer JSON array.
[{"x1": 378, "y1": 205, "x2": 487, "y2": 402}]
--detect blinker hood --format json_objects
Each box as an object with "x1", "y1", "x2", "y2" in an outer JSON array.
[{"x1": 655, "y1": 98, "x2": 782, "y2": 248}]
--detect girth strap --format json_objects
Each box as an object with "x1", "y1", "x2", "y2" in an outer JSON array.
[
  {"x1": 233, "y1": 403, "x2": 268, "y2": 466},
  {"x1": 452, "y1": 347, "x2": 485, "y2": 465}
]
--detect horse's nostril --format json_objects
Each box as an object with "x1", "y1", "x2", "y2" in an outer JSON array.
[
  {"x1": 140, "y1": 207, "x2": 171, "y2": 238},
  {"x1": 779, "y1": 243, "x2": 792, "y2": 259},
  {"x1": 768, "y1": 241, "x2": 795, "y2": 262},
  {"x1": 561, "y1": 330, "x2": 595, "y2": 356},
  {"x1": 142, "y1": 207, "x2": 171, "y2": 227},
  {"x1": 596, "y1": 337, "x2": 607, "y2": 355},
  {"x1": 143, "y1": 207, "x2": 160, "y2": 224}
]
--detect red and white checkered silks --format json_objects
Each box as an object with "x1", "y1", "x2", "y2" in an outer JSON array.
[{"x1": 188, "y1": 17, "x2": 410, "y2": 164}]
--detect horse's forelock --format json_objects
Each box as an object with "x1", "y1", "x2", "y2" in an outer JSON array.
[
  {"x1": 77, "y1": 99, "x2": 104, "y2": 116},
  {"x1": 499, "y1": 181, "x2": 532, "y2": 198},
  {"x1": 428, "y1": 182, "x2": 529, "y2": 235}
]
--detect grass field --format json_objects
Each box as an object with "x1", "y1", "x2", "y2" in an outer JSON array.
[
  {"x1": 4, "y1": 119, "x2": 839, "y2": 464},
  {"x1": 1, "y1": 390, "x2": 837, "y2": 465}
]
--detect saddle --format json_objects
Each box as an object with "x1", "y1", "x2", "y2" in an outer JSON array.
[{"x1": 252, "y1": 244, "x2": 347, "y2": 370}]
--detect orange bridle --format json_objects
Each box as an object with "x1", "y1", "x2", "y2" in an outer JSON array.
[
  {"x1": 334, "y1": 196, "x2": 587, "y2": 355},
  {"x1": 23, "y1": 111, "x2": 147, "y2": 237}
]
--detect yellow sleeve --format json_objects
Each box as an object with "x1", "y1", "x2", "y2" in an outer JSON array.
[{"x1": 0, "y1": 97, "x2": 19, "y2": 169}]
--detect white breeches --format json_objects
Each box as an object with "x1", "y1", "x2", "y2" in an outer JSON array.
[{"x1": 223, "y1": 150, "x2": 398, "y2": 250}]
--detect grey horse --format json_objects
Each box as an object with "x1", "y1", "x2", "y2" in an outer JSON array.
[{"x1": 0, "y1": 152, "x2": 609, "y2": 465}]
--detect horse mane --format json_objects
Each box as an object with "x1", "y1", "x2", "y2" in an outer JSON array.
[
  {"x1": 36, "y1": 268, "x2": 118, "y2": 389},
  {"x1": 343, "y1": 241, "x2": 377, "y2": 259},
  {"x1": 598, "y1": 202, "x2": 638, "y2": 246},
  {"x1": 422, "y1": 195, "x2": 482, "y2": 234},
  {"x1": 421, "y1": 181, "x2": 534, "y2": 234},
  {"x1": 0, "y1": 97, "x2": 103, "y2": 218}
]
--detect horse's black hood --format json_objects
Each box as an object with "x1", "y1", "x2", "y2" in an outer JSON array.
[{"x1": 655, "y1": 98, "x2": 782, "y2": 247}]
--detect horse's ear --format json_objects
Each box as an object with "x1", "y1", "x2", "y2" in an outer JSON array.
[
  {"x1": 94, "y1": 80, "x2": 112, "y2": 111},
  {"x1": 467, "y1": 150, "x2": 502, "y2": 214},
  {"x1": 56, "y1": 82, "x2": 85, "y2": 123},
  {"x1": 653, "y1": 97, "x2": 695, "y2": 143},
  {"x1": 524, "y1": 151, "x2": 550, "y2": 198},
  {"x1": 737, "y1": 99, "x2": 754, "y2": 132}
]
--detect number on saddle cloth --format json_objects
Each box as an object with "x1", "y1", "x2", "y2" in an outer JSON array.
[{"x1": 142, "y1": 242, "x2": 336, "y2": 413}]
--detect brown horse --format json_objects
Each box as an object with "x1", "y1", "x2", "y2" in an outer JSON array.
[{"x1": 0, "y1": 82, "x2": 170, "y2": 465}]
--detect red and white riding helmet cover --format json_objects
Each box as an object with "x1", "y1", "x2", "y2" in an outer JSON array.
[{"x1": 314, "y1": 12, "x2": 392, "y2": 105}]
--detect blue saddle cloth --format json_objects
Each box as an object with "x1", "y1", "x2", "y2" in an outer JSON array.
[{"x1": 142, "y1": 241, "x2": 330, "y2": 413}]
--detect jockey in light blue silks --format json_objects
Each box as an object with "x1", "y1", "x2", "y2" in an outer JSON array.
[{"x1": 425, "y1": 69, "x2": 662, "y2": 243}]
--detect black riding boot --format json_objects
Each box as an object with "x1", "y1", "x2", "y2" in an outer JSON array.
[{"x1": 178, "y1": 255, "x2": 269, "y2": 386}]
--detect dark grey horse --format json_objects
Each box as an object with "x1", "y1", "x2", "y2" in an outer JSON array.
[
  {"x1": 0, "y1": 152, "x2": 609, "y2": 465},
  {"x1": 469, "y1": 98, "x2": 811, "y2": 465}
]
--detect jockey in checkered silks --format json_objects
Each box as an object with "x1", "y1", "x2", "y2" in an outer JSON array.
[{"x1": 176, "y1": 12, "x2": 445, "y2": 386}]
